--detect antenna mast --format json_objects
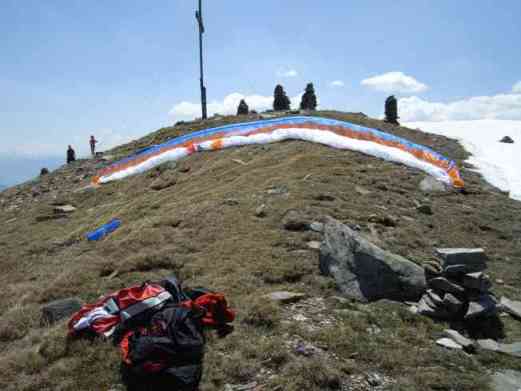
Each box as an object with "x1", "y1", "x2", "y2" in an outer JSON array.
[{"x1": 195, "y1": 0, "x2": 207, "y2": 119}]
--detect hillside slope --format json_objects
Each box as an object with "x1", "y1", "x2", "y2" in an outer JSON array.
[{"x1": 1, "y1": 111, "x2": 520, "y2": 390}]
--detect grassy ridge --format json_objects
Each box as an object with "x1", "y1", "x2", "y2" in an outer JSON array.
[{"x1": 0, "y1": 111, "x2": 520, "y2": 390}]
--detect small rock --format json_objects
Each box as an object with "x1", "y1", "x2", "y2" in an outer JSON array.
[
  {"x1": 499, "y1": 297, "x2": 521, "y2": 319},
  {"x1": 355, "y1": 186, "x2": 371, "y2": 195},
  {"x1": 444, "y1": 264, "x2": 469, "y2": 279},
  {"x1": 223, "y1": 198, "x2": 239, "y2": 206},
  {"x1": 419, "y1": 176, "x2": 447, "y2": 193},
  {"x1": 499, "y1": 136, "x2": 514, "y2": 144},
  {"x1": 436, "y1": 248, "x2": 487, "y2": 272},
  {"x1": 54, "y1": 204, "x2": 76, "y2": 214},
  {"x1": 313, "y1": 193, "x2": 335, "y2": 201},
  {"x1": 465, "y1": 294, "x2": 498, "y2": 319},
  {"x1": 462, "y1": 272, "x2": 492, "y2": 292},
  {"x1": 443, "y1": 329, "x2": 475, "y2": 351},
  {"x1": 267, "y1": 186, "x2": 288, "y2": 195},
  {"x1": 179, "y1": 166, "x2": 190, "y2": 173},
  {"x1": 426, "y1": 289, "x2": 444, "y2": 305},
  {"x1": 368, "y1": 214, "x2": 397, "y2": 227},
  {"x1": 307, "y1": 241, "x2": 321, "y2": 250},
  {"x1": 477, "y1": 338, "x2": 499, "y2": 352},
  {"x1": 428, "y1": 277, "x2": 465, "y2": 295},
  {"x1": 309, "y1": 222, "x2": 324, "y2": 232},
  {"x1": 424, "y1": 261, "x2": 443, "y2": 279},
  {"x1": 417, "y1": 203, "x2": 433, "y2": 215},
  {"x1": 282, "y1": 210, "x2": 310, "y2": 231},
  {"x1": 443, "y1": 293, "x2": 464, "y2": 314},
  {"x1": 496, "y1": 279, "x2": 504, "y2": 284},
  {"x1": 41, "y1": 297, "x2": 82, "y2": 325},
  {"x1": 150, "y1": 177, "x2": 176, "y2": 191},
  {"x1": 436, "y1": 337, "x2": 463, "y2": 350},
  {"x1": 255, "y1": 204, "x2": 266, "y2": 217},
  {"x1": 367, "y1": 373, "x2": 383, "y2": 387},
  {"x1": 264, "y1": 291, "x2": 307, "y2": 304}
]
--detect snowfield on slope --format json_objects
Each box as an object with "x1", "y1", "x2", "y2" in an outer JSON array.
[{"x1": 405, "y1": 120, "x2": 521, "y2": 201}]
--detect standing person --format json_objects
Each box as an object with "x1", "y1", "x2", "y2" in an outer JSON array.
[
  {"x1": 67, "y1": 145, "x2": 76, "y2": 164},
  {"x1": 89, "y1": 135, "x2": 98, "y2": 157}
]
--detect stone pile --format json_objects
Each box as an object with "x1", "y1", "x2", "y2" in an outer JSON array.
[{"x1": 418, "y1": 248, "x2": 498, "y2": 320}]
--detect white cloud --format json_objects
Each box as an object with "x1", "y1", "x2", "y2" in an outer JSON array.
[
  {"x1": 361, "y1": 71, "x2": 428, "y2": 94},
  {"x1": 169, "y1": 92, "x2": 303, "y2": 120},
  {"x1": 513, "y1": 81, "x2": 521, "y2": 93},
  {"x1": 277, "y1": 69, "x2": 298, "y2": 78},
  {"x1": 330, "y1": 80, "x2": 344, "y2": 87},
  {"x1": 398, "y1": 93, "x2": 521, "y2": 122}
]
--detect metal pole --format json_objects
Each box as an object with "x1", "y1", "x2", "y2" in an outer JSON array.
[{"x1": 196, "y1": 0, "x2": 207, "y2": 119}]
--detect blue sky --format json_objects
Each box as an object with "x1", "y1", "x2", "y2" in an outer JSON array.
[{"x1": 1, "y1": 0, "x2": 521, "y2": 185}]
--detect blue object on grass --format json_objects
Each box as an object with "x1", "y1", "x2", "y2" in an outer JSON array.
[{"x1": 86, "y1": 218, "x2": 121, "y2": 241}]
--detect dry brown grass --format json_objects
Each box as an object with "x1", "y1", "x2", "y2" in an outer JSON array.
[{"x1": 0, "y1": 111, "x2": 520, "y2": 390}]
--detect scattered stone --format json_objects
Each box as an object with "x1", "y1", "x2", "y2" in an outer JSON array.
[
  {"x1": 444, "y1": 264, "x2": 469, "y2": 279},
  {"x1": 436, "y1": 337, "x2": 463, "y2": 350},
  {"x1": 419, "y1": 176, "x2": 447, "y2": 193},
  {"x1": 307, "y1": 241, "x2": 321, "y2": 250},
  {"x1": 496, "y1": 279, "x2": 505, "y2": 285},
  {"x1": 313, "y1": 193, "x2": 335, "y2": 201},
  {"x1": 255, "y1": 204, "x2": 266, "y2": 217},
  {"x1": 491, "y1": 370, "x2": 521, "y2": 391},
  {"x1": 443, "y1": 329, "x2": 475, "y2": 351},
  {"x1": 465, "y1": 294, "x2": 498, "y2": 319},
  {"x1": 477, "y1": 338, "x2": 499, "y2": 352},
  {"x1": 417, "y1": 203, "x2": 433, "y2": 215},
  {"x1": 355, "y1": 185, "x2": 371, "y2": 195},
  {"x1": 179, "y1": 166, "x2": 190, "y2": 173},
  {"x1": 435, "y1": 248, "x2": 487, "y2": 272},
  {"x1": 319, "y1": 216, "x2": 426, "y2": 302},
  {"x1": 41, "y1": 297, "x2": 82, "y2": 325},
  {"x1": 499, "y1": 297, "x2": 521, "y2": 319},
  {"x1": 309, "y1": 221, "x2": 324, "y2": 232},
  {"x1": 267, "y1": 186, "x2": 288, "y2": 195},
  {"x1": 368, "y1": 214, "x2": 397, "y2": 227},
  {"x1": 443, "y1": 293, "x2": 464, "y2": 314},
  {"x1": 463, "y1": 272, "x2": 492, "y2": 292},
  {"x1": 424, "y1": 261, "x2": 443, "y2": 279},
  {"x1": 264, "y1": 291, "x2": 307, "y2": 304},
  {"x1": 426, "y1": 289, "x2": 444, "y2": 306},
  {"x1": 499, "y1": 136, "x2": 514, "y2": 144},
  {"x1": 231, "y1": 159, "x2": 247, "y2": 166},
  {"x1": 224, "y1": 382, "x2": 258, "y2": 391},
  {"x1": 54, "y1": 204, "x2": 76, "y2": 214},
  {"x1": 282, "y1": 210, "x2": 310, "y2": 231},
  {"x1": 428, "y1": 277, "x2": 465, "y2": 295},
  {"x1": 223, "y1": 198, "x2": 239, "y2": 206},
  {"x1": 150, "y1": 176, "x2": 176, "y2": 191}
]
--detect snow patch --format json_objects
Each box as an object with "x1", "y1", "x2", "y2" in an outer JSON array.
[{"x1": 405, "y1": 120, "x2": 521, "y2": 201}]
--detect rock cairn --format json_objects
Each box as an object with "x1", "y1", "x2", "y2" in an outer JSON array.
[{"x1": 418, "y1": 248, "x2": 497, "y2": 320}]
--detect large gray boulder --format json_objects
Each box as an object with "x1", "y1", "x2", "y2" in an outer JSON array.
[{"x1": 319, "y1": 217, "x2": 426, "y2": 302}]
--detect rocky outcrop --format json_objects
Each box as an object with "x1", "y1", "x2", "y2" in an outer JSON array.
[
  {"x1": 417, "y1": 248, "x2": 497, "y2": 320},
  {"x1": 319, "y1": 217, "x2": 426, "y2": 302}
]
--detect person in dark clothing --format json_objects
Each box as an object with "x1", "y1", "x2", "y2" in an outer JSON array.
[
  {"x1": 67, "y1": 145, "x2": 76, "y2": 164},
  {"x1": 90, "y1": 135, "x2": 98, "y2": 157}
]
